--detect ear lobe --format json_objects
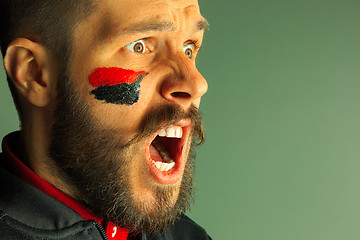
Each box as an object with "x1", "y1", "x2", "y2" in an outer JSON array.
[{"x1": 3, "y1": 38, "x2": 55, "y2": 107}]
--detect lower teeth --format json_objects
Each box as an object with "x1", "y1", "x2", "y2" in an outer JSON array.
[
  {"x1": 151, "y1": 138, "x2": 175, "y2": 172},
  {"x1": 153, "y1": 160, "x2": 175, "y2": 172}
]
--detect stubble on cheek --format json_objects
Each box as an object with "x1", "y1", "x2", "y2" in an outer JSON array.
[{"x1": 89, "y1": 67, "x2": 148, "y2": 105}]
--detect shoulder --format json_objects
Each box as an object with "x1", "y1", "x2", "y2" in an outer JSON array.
[
  {"x1": 147, "y1": 215, "x2": 212, "y2": 240},
  {"x1": 174, "y1": 215, "x2": 210, "y2": 236}
]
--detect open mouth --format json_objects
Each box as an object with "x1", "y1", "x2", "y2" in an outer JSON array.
[{"x1": 146, "y1": 120, "x2": 191, "y2": 184}]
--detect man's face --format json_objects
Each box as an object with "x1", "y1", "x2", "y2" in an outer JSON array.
[{"x1": 50, "y1": 0, "x2": 208, "y2": 233}]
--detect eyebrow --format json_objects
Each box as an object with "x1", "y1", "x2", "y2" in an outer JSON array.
[
  {"x1": 121, "y1": 21, "x2": 174, "y2": 33},
  {"x1": 112, "y1": 18, "x2": 210, "y2": 38},
  {"x1": 196, "y1": 19, "x2": 210, "y2": 32}
]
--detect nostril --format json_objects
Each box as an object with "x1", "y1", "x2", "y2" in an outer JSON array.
[{"x1": 171, "y1": 92, "x2": 191, "y2": 99}]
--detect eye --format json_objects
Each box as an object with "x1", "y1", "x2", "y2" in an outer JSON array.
[
  {"x1": 125, "y1": 39, "x2": 149, "y2": 54},
  {"x1": 183, "y1": 44, "x2": 194, "y2": 59}
]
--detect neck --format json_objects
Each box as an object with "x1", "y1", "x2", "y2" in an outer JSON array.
[{"x1": 19, "y1": 108, "x2": 75, "y2": 198}]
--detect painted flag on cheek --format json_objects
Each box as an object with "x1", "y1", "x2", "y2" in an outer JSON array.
[{"x1": 89, "y1": 67, "x2": 147, "y2": 105}]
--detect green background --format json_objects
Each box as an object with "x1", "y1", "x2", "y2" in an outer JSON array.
[{"x1": 1, "y1": 0, "x2": 360, "y2": 239}]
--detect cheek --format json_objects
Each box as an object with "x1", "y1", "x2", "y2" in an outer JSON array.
[
  {"x1": 89, "y1": 67, "x2": 147, "y2": 105},
  {"x1": 193, "y1": 98, "x2": 201, "y2": 108}
]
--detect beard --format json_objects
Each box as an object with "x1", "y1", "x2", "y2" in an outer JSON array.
[{"x1": 48, "y1": 69, "x2": 204, "y2": 234}]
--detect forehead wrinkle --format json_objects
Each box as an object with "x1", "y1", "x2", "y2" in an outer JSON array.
[
  {"x1": 93, "y1": 2, "x2": 206, "y2": 43},
  {"x1": 101, "y1": 19, "x2": 175, "y2": 42}
]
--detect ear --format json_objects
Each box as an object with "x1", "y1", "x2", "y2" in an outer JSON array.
[{"x1": 3, "y1": 38, "x2": 56, "y2": 107}]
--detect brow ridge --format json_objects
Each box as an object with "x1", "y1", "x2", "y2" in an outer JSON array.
[
  {"x1": 121, "y1": 21, "x2": 174, "y2": 34},
  {"x1": 114, "y1": 18, "x2": 209, "y2": 37},
  {"x1": 196, "y1": 19, "x2": 210, "y2": 32}
]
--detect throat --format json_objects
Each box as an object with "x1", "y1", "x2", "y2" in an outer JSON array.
[{"x1": 150, "y1": 138, "x2": 173, "y2": 163}]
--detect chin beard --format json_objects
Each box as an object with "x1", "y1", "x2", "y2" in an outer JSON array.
[{"x1": 48, "y1": 72, "x2": 204, "y2": 234}]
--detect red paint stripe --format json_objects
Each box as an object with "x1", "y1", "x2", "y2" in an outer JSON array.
[{"x1": 89, "y1": 67, "x2": 146, "y2": 87}]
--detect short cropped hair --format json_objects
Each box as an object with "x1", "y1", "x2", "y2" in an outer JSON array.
[{"x1": 0, "y1": 0, "x2": 96, "y2": 121}]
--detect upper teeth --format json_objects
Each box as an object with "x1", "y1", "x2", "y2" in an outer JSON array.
[{"x1": 158, "y1": 126, "x2": 183, "y2": 138}]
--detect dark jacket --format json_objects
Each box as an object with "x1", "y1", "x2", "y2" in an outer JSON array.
[{"x1": 0, "y1": 157, "x2": 211, "y2": 240}]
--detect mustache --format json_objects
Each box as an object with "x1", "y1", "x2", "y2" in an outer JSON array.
[{"x1": 131, "y1": 104, "x2": 205, "y2": 145}]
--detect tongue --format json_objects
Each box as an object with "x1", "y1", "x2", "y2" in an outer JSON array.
[
  {"x1": 150, "y1": 144, "x2": 163, "y2": 162},
  {"x1": 150, "y1": 137, "x2": 175, "y2": 163}
]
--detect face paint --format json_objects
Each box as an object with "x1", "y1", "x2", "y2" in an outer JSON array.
[{"x1": 89, "y1": 67, "x2": 147, "y2": 105}]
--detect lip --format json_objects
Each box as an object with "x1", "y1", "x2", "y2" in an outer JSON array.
[{"x1": 144, "y1": 118, "x2": 192, "y2": 185}]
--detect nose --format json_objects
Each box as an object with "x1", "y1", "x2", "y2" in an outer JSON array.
[{"x1": 160, "y1": 55, "x2": 208, "y2": 109}]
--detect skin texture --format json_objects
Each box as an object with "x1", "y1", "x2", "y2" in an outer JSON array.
[
  {"x1": 67, "y1": 0, "x2": 208, "y2": 208},
  {"x1": 3, "y1": 0, "x2": 208, "y2": 232}
]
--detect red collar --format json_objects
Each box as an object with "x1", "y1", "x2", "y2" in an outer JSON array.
[{"x1": 1, "y1": 132, "x2": 129, "y2": 240}]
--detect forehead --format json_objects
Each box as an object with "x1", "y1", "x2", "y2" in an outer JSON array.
[
  {"x1": 92, "y1": 0, "x2": 204, "y2": 37},
  {"x1": 97, "y1": 0, "x2": 201, "y2": 19}
]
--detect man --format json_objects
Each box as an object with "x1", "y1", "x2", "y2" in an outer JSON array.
[{"x1": 0, "y1": 0, "x2": 211, "y2": 239}]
